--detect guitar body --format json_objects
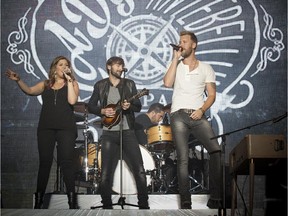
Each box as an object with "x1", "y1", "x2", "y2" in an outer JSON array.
[
  {"x1": 101, "y1": 88, "x2": 149, "y2": 129},
  {"x1": 102, "y1": 103, "x2": 122, "y2": 129}
]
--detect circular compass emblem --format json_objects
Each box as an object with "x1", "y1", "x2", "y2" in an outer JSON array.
[{"x1": 106, "y1": 15, "x2": 179, "y2": 88}]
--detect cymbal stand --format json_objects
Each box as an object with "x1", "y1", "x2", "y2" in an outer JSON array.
[
  {"x1": 82, "y1": 107, "x2": 89, "y2": 181},
  {"x1": 189, "y1": 145, "x2": 207, "y2": 193},
  {"x1": 189, "y1": 175, "x2": 206, "y2": 193}
]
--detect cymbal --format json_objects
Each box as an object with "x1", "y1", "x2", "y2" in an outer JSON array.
[{"x1": 74, "y1": 102, "x2": 88, "y2": 113}]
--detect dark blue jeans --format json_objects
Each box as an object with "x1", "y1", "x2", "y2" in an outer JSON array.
[
  {"x1": 170, "y1": 110, "x2": 222, "y2": 202},
  {"x1": 99, "y1": 130, "x2": 148, "y2": 206}
]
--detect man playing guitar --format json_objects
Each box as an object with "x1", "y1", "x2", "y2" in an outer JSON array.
[{"x1": 88, "y1": 56, "x2": 149, "y2": 209}]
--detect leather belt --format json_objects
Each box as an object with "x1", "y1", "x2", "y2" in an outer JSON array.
[{"x1": 179, "y1": 109, "x2": 195, "y2": 115}]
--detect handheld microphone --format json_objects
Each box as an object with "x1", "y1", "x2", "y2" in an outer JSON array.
[
  {"x1": 122, "y1": 68, "x2": 128, "y2": 72},
  {"x1": 170, "y1": 43, "x2": 181, "y2": 51},
  {"x1": 64, "y1": 69, "x2": 72, "y2": 76}
]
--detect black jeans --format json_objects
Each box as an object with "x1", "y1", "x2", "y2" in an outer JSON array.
[
  {"x1": 37, "y1": 129, "x2": 76, "y2": 193},
  {"x1": 99, "y1": 130, "x2": 148, "y2": 206},
  {"x1": 170, "y1": 110, "x2": 222, "y2": 202}
]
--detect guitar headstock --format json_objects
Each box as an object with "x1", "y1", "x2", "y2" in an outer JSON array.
[
  {"x1": 128, "y1": 88, "x2": 149, "y2": 102},
  {"x1": 137, "y1": 88, "x2": 149, "y2": 97}
]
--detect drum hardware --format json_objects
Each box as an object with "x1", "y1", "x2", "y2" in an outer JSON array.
[
  {"x1": 74, "y1": 141, "x2": 102, "y2": 193},
  {"x1": 90, "y1": 142, "x2": 101, "y2": 194},
  {"x1": 189, "y1": 174, "x2": 207, "y2": 193},
  {"x1": 188, "y1": 142, "x2": 208, "y2": 194},
  {"x1": 74, "y1": 102, "x2": 90, "y2": 181},
  {"x1": 74, "y1": 100, "x2": 102, "y2": 193},
  {"x1": 148, "y1": 152, "x2": 173, "y2": 194},
  {"x1": 156, "y1": 153, "x2": 167, "y2": 193}
]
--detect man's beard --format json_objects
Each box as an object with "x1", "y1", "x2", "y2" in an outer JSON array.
[
  {"x1": 111, "y1": 70, "x2": 122, "y2": 79},
  {"x1": 181, "y1": 47, "x2": 193, "y2": 58}
]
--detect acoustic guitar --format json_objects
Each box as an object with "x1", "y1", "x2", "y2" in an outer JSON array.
[{"x1": 102, "y1": 88, "x2": 149, "y2": 129}]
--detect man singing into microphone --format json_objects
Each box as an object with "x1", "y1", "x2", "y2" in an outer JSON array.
[
  {"x1": 88, "y1": 56, "x2": 149, "y2": 209},
  {"x1": 164, "y1": 31, "x2": 222, "y2": 209}
]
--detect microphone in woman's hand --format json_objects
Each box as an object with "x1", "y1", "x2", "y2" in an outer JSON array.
[{"x1": 64, "y1": 69, "x2": 72, "y2": 76}]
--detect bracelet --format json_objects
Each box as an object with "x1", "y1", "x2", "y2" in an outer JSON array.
[{"x1": 199, "y1": 107, "x2": 205, "y2": 114}]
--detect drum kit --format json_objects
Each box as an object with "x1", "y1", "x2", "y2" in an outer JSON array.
[{"x1": 72, "y1": 102, "x2": 207, "y2": 195}]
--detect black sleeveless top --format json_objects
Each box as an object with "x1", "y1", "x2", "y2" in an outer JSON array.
[{"x1": 38, "y1": 85, "x2": 76, "y2": 130}]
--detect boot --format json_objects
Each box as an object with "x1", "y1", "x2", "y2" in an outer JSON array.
[
  {"x1": 180, "y1": 195, "x2": 192, "y2": 209},
  {"x1": 138, "y1": 198, "x2": 150, "y2": 209},
  {"x1": 101, "y1": 198, "x2": 113, "y2": 209},
  {"x1": 67, "y1": 192, "x2": 78, "y2": 209},
  {"x1": 138, "y1": 201, "x2": 150, "y2": 209},
  {"x1": 34, "y1": 192, "x2": 44, "y2": 209}
]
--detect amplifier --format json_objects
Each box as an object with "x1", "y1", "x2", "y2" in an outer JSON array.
[{"x1": 229, "y1": 134, "x2": 287, "y2": 174}]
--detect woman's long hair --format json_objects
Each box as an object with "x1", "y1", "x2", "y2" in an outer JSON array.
[{"x1": 44, "y1": 56, "x2": 76, "y2": 88}]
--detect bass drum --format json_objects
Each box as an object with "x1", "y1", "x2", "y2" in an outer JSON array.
[{"x1": 112, "y1": 145, "x2": 155, "y2": 194}]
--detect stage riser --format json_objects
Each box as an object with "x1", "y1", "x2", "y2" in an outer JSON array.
[{"x1": 40, "y1": 194, "x2": 209, "y2": 209}]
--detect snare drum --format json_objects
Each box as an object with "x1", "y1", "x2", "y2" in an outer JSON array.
[
  {"x1": 147, "y1": 124, "x2": 174, "y2": 152},
  {"x1": 112, "y1": 145, "x2": 155, "y2": 194}
]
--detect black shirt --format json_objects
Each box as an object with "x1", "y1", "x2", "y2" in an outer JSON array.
[{"x1": 38, "y1": 85, "x2": 76, "y2": 130}]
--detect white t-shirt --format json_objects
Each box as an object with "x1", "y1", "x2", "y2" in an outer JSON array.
[{"x1": 170, "y1": 60, "x2": 215, "y2": 113}]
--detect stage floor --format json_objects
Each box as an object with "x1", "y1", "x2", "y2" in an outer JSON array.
[
  {"x1": 1, "y1": 194, "x2": 265, "y2": 216},
  {"x1": 1, "y1": 208, "x2": 265, "y2": 216},
  {"x1": 42, "y1": 194, "x2": 210, "y2": 209}
]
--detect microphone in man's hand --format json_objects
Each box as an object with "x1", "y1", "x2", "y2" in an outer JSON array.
[
  {"x1": 170, "y1": 43, "x2": 181, "y2": 51},
  {"x1": 122, "y1": 68, "x2": 128, "y2": 72}
]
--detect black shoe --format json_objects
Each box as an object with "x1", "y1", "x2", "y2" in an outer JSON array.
[
  {"x1": 34, "y1": 192, "x2": 44, "y2": 209},
  {"x1": 101, "y1": 199, "x2": 113, "y2": 209},
  {"x1": 207, "y1": 198, "x2": 222, "y2": 209},
  {"x1": 139, "y1": 205, "x2": 150, "y2": 209},
  {"x1": 181, "y1": 201, "x2": 192, "y2": 209},
  {"x1": 67, "y1": 192, "x2": 79, "y2": 209},
  {"x1": 138, "y1": 201, "x2": 150, "y2": 209}
]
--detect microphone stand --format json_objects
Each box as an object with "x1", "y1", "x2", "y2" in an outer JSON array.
[
  {"x1": 112, "y1": 71, "x2": 140, "y2": 209},
  {"x1": 211, "y1": 112, "x2": 287, "y2": 216},
  {"x1": 111, "y1": 107, "x2": 139, "y2": 208}
]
